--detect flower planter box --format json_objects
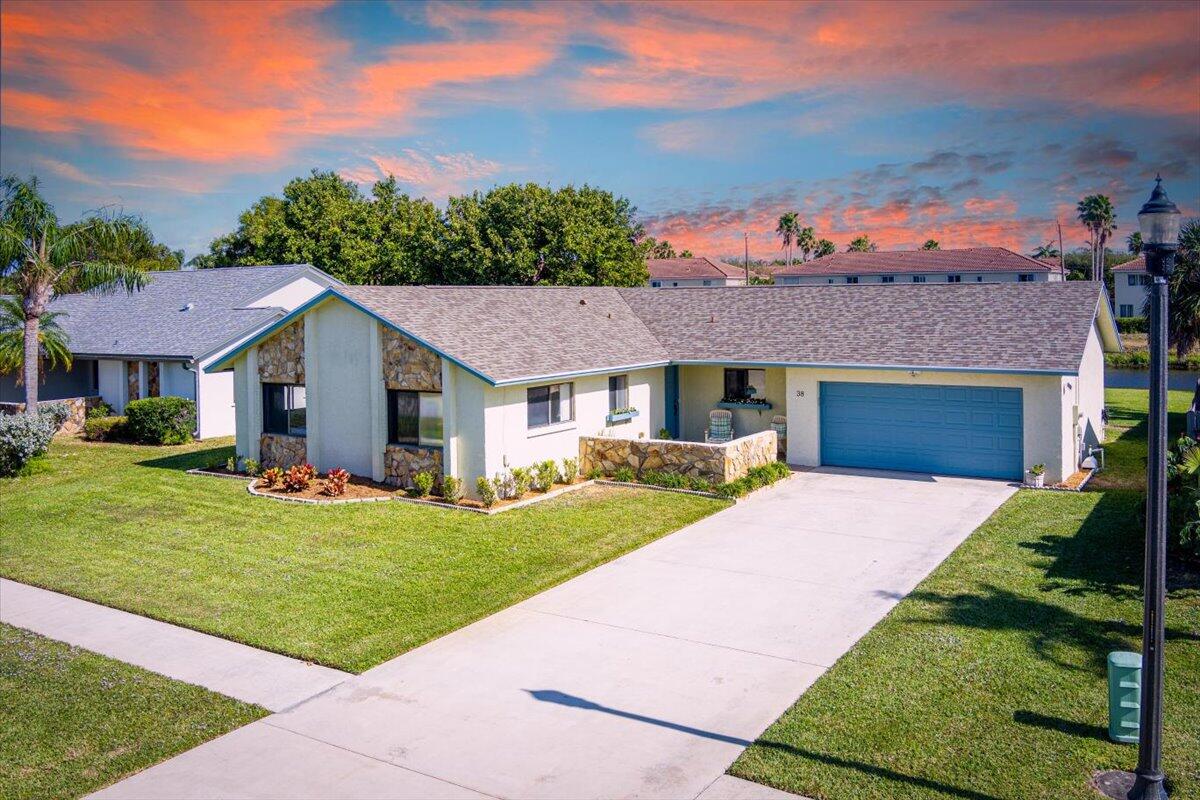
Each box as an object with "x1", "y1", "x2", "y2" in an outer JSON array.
[
  {"x1": 606, "y1": 409, "x2": 640, "y2": 424},
  {"x1": 716, "y1": 401, "x2": 773, "y2": 411}
]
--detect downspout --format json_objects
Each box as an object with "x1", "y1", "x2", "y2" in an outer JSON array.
[{"x1": 182, "y1": 360, "x2": 200, "y2": 439}]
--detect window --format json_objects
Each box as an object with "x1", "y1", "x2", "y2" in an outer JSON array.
[
  {"x1": 975, "y1": 275, "x2": 984, "y2": 282},
  {"x1": 702, "y1": 279, "x2": 712, "y2": 286},
  {"x1": 262, "y1": 383, "x2": 306, "y2": 437},
  {"x1": 947, "y1": 274, "x2": 962, "y2": 283},
  {"x1": 1139, "y1": 274, "x2": 1152, "y2": 286},
  {"x1": 723, "y1": 368, "x2": 766, "y2": 402},
  {"x1": 827, "y1": 278, "x2": 835, "y2": 284},
  {"x1": 388, "y1": 390, "x2": 442, "y2": 447},
  {"x1": 880, "y1": 275, "x2": 895, "y2": 283},
  {"x1": 650, "y1": 280, "x2": 661, "y2": 288},
  {"x1": 845, "y1": 276, "x2": 859, "y2": 284},
  {"x1": 608, "y1": 374, "x2": 629, "y2": 412},
  {"x1": 1018, "y1": 273, "x2": 1035, "y2": 282},
  {"x1": 527, "y1": 382, "x2": 573, "y2": 429},
  {"x1": 911, "y1": 275, "x2": 926, "y2": 283},
  {"x1": 1119, "y1": 304, "x2": 1135, "y2": 318}
]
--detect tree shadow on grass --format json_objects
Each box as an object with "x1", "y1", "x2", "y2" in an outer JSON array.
[
  {"x1": 1012, "y1": 709, "x2": 1108, "y2": 742},
  {"x1": 135, "y1": 444, "x2": 233, "y2": 473},
  {"x1": 525, "y1": 689, "x2": 1002, "y2": 800}
]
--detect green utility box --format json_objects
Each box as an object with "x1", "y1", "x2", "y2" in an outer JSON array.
[{"x1": 1107, "y1": 651, "x2": 1142, "y2": 744}]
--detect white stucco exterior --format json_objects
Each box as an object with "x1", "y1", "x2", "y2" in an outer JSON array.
[
  {"x1": 776, "y1": 271, "x2": 1060, "y2": 285},
  {"x1": 1114, "y1": 269, "x2": 1151, "y2": 318},
  {"x1": 649, "y1": 277, "x2": 745, "y2": 288}
]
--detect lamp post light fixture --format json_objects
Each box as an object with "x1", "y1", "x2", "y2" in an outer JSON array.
[{"x1": 1132, "y1": 175, "x2": 1180, "y2": 800}]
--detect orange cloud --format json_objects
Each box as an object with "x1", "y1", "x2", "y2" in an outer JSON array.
[{"x1": 342, "y1": 149, "x2": 503, "y2": 199}]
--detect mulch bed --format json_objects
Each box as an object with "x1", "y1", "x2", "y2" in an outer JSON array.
[{"x1": 252, "y1": 474, "x2": 401, "y2": 502}]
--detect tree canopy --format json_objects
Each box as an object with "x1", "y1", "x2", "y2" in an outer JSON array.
[
  {"x1": 194, "y1": 171, "x2": 650, "y2": 287},
  {"x1": 846, "y1": 235, "x2": 877, "y2": 252}
]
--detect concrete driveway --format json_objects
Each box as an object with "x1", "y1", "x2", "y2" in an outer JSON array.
[{"x1": 93, "y1": 468, "x2": 1016, "y2": 800}]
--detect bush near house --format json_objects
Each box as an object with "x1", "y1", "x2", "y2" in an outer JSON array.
[
  {"x1": 0, "y1": 413, "x2": 54, "y2": 476},
  {"x1": 1116, "y1": 315, "x2": 1148, "y2": 334},
  {"x1": 124, "y1": 397, "x2": 196, "y2": 445},
  {"x1": 83, "y1": 415, "x2": 127, "y2": 442},
  {"x1": 476, "y1": 476, "x2": 498, "y2": 507},
  {"x1": 712, "y1": 461, "x2": 792, "y2": 498}
]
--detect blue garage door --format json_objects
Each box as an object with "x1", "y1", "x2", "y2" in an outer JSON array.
[{"x1": 819, "y1": 382, "x2": 1023, "y2": 479}]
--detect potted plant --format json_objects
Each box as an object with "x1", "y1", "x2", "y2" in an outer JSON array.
[{"x1": 1026, "y1": 463, "x2": 1045, "y2": 488}]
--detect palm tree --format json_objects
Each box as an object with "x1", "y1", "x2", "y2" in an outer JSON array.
[
  {"x1": 921, "y1": 239, "x2": 940, "y2": 250},
  {"x1": 1150, "y1": 218, "x2": 1200, "y2": 358},
  {"x1": 0, "y1": 297, "x2": 71, "y2": 379},
  {"x1": 776, "y1": 212, "x2": 799, "y2": 266},
  {"x1": 796, "y1": 226, "x2": 816, "y2": 262},
  {"x1": 0, "y1": 175, "x2": 146, "y2": 413},
  {"x1": 814, "y1": 238, "x2": 836, "y2": 258},
  {"x1": 1077, "y1": 194, "x2": 1117, "y2": 281},
  {"x1": 1127, "y1": 231, "x2": 1142, "y2": 254},
  {"x1": 1031, "y1": 242, "x2": 1060, "y2": 259},
  {"x1": 847, "y1": 235, "x2": 876, "y2": 252}
]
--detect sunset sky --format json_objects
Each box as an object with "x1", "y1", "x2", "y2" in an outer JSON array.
[{"x1": 2, "y1": 0, "x2": 1198, "y2": 261}]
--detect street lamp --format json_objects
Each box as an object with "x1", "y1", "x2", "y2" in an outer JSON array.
[{"x1": 1133, "y1": 175, "x2": 1181, "y2": 800}]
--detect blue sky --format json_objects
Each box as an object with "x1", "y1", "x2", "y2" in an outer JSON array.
[{"x1": 2, "y1": 0, "x2": 1197, "y2": 261}]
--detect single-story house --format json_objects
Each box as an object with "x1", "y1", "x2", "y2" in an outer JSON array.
[
  {"x1": 1112, "y1": 255, "x2": 1149, "y2": 318},
  {"x1": 1, "y1": 265, "x2": 339, "y2": 437},
  {"x1": 209, "y1": 281, "x2": 1119, "y2": 494},
  {"x1": 647, "y1": 257, "x2": 747, "y2": 287},
  {"x1": 773, "y1": 247, "x2": 1064, "y2": 285}
]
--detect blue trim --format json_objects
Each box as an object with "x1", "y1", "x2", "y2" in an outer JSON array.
[
  {"x1": 606, "y1": 409, "x2": 640, "y2": 424},
  {"x1": 664, "y1": 364, "x2": 680, "y2": 438}
]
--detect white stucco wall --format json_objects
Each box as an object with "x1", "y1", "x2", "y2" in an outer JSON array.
[
  {"x1": 777, "y1": 271, "x2": 1053, "y2": 285},
  {"x1": 1074, "y1": 321, "x2": 1107, "y2": 454},
  {"x1": 233, "y1": 357, "x2": 251, "y2": 459},
  {"x1": 245, "y1": 274, "x2": 330, "y2": 310},
  {"x1": 308, "y1": 300, "x2": 373, "y2": 476},
  {"x1": 160, "y1": 361, "x2": 195, "y2": 399},
  {"x1": 649, "y1": 277, "x2": 745, "y2": 288},
  {"x1": 782, "y1": 366, "x2": 1073, "y2": 483},
  {"x1": 677, "y1": 365, "x2": 784, "y2": 443},
  {"x1": 97, "y1": 359, "x2": 127, "y2": 412},
  {"x1": 196, "y1": 368, "x2": 235, "y2": 438},
  {"x1": 1114, "y1": 271, "x2": 1150, "y2": 317}
]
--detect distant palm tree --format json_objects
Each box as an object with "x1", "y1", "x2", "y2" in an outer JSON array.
[
  {"x1": 847, "y1": 235, "x2": 876, "y2": 252},
  {"x1": 814, "y1": 238, "x2": 836, "y2": 258},
  {"x1": 0, "y1": 297, "x2": 71, "y2": 379},
  {"x1": 1127, "y1": 231, "x2": 1142, "y2": 254},
  {"x1": 0, "y1": 175, "x2": 145, "y2": 412},
  {"x1": 921, "y1": 239, "x2": 940, "y2": 250},
  {"x1": 1077, "y1": 194, "x2": 1116, "y2": 281},
  {"x1": 776, "y1": 212, "x2": 800, "y2": 266},
  {"x1": 796, "y1": 226, "x2": 816, "y2": 262},
  {"x1": 1031, "y1": 242, "x2": 1060, "y2": 259}
]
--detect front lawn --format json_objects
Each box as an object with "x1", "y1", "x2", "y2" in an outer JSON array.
[
  {"x1": 0, "y1": 624, "x2": 264, "y2": 800},
  {"x1": 731, "y1": 388, "x2": 1200, "y2": 800},
  {"x1": 0, "y1": 439, "x2": 724, "y2": 672}
]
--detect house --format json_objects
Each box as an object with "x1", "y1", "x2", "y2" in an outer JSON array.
[
  {"x1": 647, "y1": 257, "x2": 747, "y2": 287},
  {"x1": 209, "y1": 281, "x2": 1119, "y2": 493},
  {"x1": 1113, "y1": 255, "x2": 1149, "y2": 318},
  {"x1": 772, "y1": 247, "x2": 1063, "y2": 285},
  {"x1": 0, "y1": 265, "x2": 340, "y2": 437}
]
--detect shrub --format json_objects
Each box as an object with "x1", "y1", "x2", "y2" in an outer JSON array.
[
  {"x1": 494, "y1": 470, "x2": 517, "y2": 500},
  {"x1": 511, "y1": 467, "x2": 531, "y2": 497},
  {"x1": 87, "y1": 402, "x2": 114, "y2": 420},
  {"x1": 411, "y1": 470, "x2": 435, "y2": 498},
  {"x1": 324, "y1": 468, "x2": 350, "y2": 497},
  {"x1": 713, "y1": 462, "x2": 791, "y2": 499},
  {"x1": 38, "y1": 402, "x2": 71, "y2": 431},
  {"x1": 243, "y1": 458, "x2": 260, "y2": 477},
  {"x1": 585, "y1": 467, "x2": 604, "y2": 481},
  {"x1": 657, "y1": 427, "x2": 672, "y2": 440},
  {"x1": 534, "y1": 460, "x2": 558, "y2": 492},
  {"x1": 613, "y1": 466, "x2": 636, "y2": 483},
  {"x1": 561, "y1": 457, "x2": 578, "y2": 484},
  {"x1": 261, "y1": 467, "x2": 283, "y2": 487},
  {"x1": 442, "y1": 475, "x2": 463, "y2": 504},
  {"x1": 283, "y1": 463, "x2": 315, "y2": 492},
  {"x1": 641, "y1": 469, "x2": 687, "y2": 489},
  {"x1": 477, "y1": 476, "x2": 498, "y2": 507},
  {"x1": 226, "y1": 456, "x2": 237, "y2": 472},
  {"x1": 0, "y1": 413, "x2": 54, "y2": 476},
  {"x1": 124, "y1": 396, "x2": 196, "y2": 445},
  {"x1": 1116, "y1": 315, "x2": 1148, "y2": 334},
  {"x1": 82, "y1": 415, "x2": 126, "y2": 442}
]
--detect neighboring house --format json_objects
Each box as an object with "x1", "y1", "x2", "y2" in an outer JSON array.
[
  {"x1": 646, "y1": 257, "x2": 746, "y2": 287},
  {"x1": 1113, "y1": 255, "x2": 1149, "y2": 318},
  {"x1": 773, "y1": 247, "x2": 1062, "y2": 285},
  {"x1": 210, "y1": 282, "x2": 1119, "y2": 493},
  {"x1": 0, "y1": 265, "x2": 340, "y2": 437}
]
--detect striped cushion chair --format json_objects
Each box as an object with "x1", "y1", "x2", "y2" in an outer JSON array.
[{"x1": 705, "y1": 409, "x2": 734, "y2": 444}]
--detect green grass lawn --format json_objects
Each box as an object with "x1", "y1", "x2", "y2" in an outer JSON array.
[
  {"x1": 731, "y1": 388, "x2": 1200, "y2": 800},
  {"x1": 0, "y1": 624, "x2": 265, "y2": 800},
  {"x1": 0, "y1": 439, "x2": 724, "y2": 672}
]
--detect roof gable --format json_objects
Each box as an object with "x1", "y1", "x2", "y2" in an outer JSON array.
[{"x1": 647, "y1": 257, "x2": 744, "y2": 280}]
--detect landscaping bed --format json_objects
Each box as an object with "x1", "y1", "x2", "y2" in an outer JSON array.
[
  {"x1": 729, "y1": 388, "x2": 1200, "y2": 800},
  {"x1": 0, "y1": 623, "x2": 264, "y2": 800}
]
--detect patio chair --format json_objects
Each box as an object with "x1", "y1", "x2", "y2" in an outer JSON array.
[{"x1": 705, "y1": 409, "x2": 734, "y2": 444}]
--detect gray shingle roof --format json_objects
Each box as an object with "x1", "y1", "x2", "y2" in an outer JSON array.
[
  {"x1": 51, "y1": 265, "x2": 325, "y2": 360},
  {"x1": 328, "y1": 282, "x2": 1108, "y2": 382}
]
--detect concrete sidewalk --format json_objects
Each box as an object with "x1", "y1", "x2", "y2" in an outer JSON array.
[
  {"x1": 91, "y1": 468, "x2": 1016, "y2": 799},
  {"x1": 0, "y1": 578, "x2": 348, "y2": 711}
]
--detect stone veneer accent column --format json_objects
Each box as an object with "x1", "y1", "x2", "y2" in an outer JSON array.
[
  {"x1": 385, "y1": 445, "x2": 443, "y2": 489},
  {"x1": 382, "y1": 328, "x2": 441, "y2": 391},
  {"x1": 258, "y1": 319, "x2": 305, "y2": 384},
  {"x1": 126, "y1": 361, "x2": 140, "y2": 401},
  {"x1": 579, "y1": 429, "x2": 777, "y2": 484},
  {"x1": 259, "y1": 433, "x2": 307, "y2": 469}
]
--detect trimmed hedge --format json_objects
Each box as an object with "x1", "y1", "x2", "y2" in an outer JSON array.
[
  {"x1": 1116, "y1": 316, "x2": 1148, "y2": 334},
  {"x1": 83, "y1": 415, "x2": 128, "y2": 442},
  {"x1": 124, "y1": 397, "x2": 196, "y2": 445}
]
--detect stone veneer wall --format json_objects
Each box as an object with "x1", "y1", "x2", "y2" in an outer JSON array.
[
  {"x1": 259, "y1": 433, "x2": 307, "y2": 469},
  {"x1": 382, "y1": 328, "x2": 441, "y2": 391},
  {"x1": 580, "y1": 429, "x2": 777, "y2": 485},
  {"x1": 127, "y1": 361, "x2": 140, "y2": 401},
  {"x1": 258, "y1": 320, "x2": 305, "y2": 384},
  {"x1": 385, "y1": 444, "x2": 443, "y2": 489},
  {"x1": 0, "y1": 396, "x2": 102, "y2": 436}
]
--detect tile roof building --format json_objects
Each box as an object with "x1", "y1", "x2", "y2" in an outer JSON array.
[
  {"x1": 773, "y1": 247, "x2": 1060, "y2": 285},
  {"x1": 646, "y1": 257, "x2": 746, "y2": 287}
]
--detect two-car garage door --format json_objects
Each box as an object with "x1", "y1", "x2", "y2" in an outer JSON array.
[{"x1": 819, "y1": 382, "x2": 1023, "y2": 480}]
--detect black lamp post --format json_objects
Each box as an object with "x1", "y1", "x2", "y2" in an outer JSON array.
[{"x1": 1132, "y1": 175, "x2": 1180, "y2": 800}]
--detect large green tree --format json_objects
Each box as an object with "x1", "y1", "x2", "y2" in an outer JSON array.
[
  {"x1": 846, "y1": 235, "x2": 876, "y2": 252},
  {"x1": 0, "y1": 176, "x2": 147, "y2": 411}
]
